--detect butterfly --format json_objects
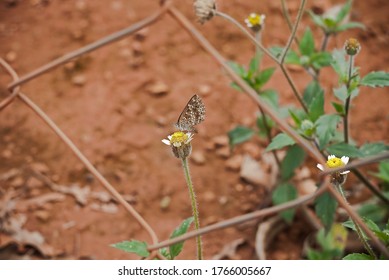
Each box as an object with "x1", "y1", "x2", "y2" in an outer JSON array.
[{"x1": 175, "y1": 94, "x2": 206, "y2": 132}]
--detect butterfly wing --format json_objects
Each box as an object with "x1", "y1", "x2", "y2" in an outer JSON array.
[{"x1": 176, "y1": 94, "x2": 206, "y2": 132}]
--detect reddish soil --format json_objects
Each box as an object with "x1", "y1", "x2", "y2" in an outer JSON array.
[{"x1": 0, "y1": 0, "x2": 388, "y2": 260}]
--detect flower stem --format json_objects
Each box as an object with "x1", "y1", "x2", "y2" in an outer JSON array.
[
  {"x1": 181, "y1": 157, "x2": 203, "y2": 260},
  {"x1": 343, "y1": 55, "x2": 354, "y2": 144},
  {"x1": 335, "y1": 183, "x2": 377, "y2": 259}
]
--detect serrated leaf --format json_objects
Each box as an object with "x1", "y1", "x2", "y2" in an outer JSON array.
[
  {"x1": 315, "y1": 114, "x2": 341, "y2": 148},
  {"x1": 259, "y1": 89, "x2": 279, "y2": 109},
  {"x1": 255, "y1": 67, "x2": 276, "y2": 88},
  {"x1": 228, "y1": 126, "x2": 254, "y2": 147},
  {"x1": 371, "y1": 161, "x2": 389, "y2": 183},
  {"x1": 326, "y1": 142, "x2": 363, "y2": 158},
  {"x1": 303, "y1": 80, "x2": 322, "y2": 108},
  {"x1": 360, "y1": 71, "x2": 389, "y2": 88},
  {"x1": 308, "y1": 85, "x2": 324, "y2": 122},
  {"x1": 248, "y1": 56, "x2": 259, "y2": 76},
  {"x1": 315, "y1": 192, "x2": 338, "y2": 231},
  {"x1": 266, "y1": 133, "x2": 295, "y2": 151},
  {"x1": 332, "y1": 102, "x2": 345, "y2": 115},
  {"x1": 299, "y1": 27, "x2": 315, "y2": 56},
  {"x1": 169, "y1": 217, "x2": 194, "y2": 259},
  {"x1": 281, "y1": 145, "x2": 306, "y2": 180},
  {"x1": 272, "y1": 183, "x2": 297, "y2": 223},
  {"x1": 335, "y1": 0, "x2": 352, "y2": 23},
  {"x1": 333, "y1": 85, "x2": 348, "y2": 102},
  {"x1": 343, "y1": 217, "x2": 381, "y2": 236},
  {"x1": 307, "y1": 10, "x2": 326, "y2": 29},
  {"x1": 335, "y1": 21, "x2": 365, "y2": 32},
  {"x1": 111, "y1": 240, "x2": 150, "y2": 257},
  {"x1": 358, "y1": 204, "x2": 387, "y2": 224},
  {"x1": 343, "y1": 253, "x2": 374, "y2": 260},
  {"x1": 359, "y1": 142, "x2": 388, "y2": 157},
  {"x1": 227, "y1": 61, "x2": 246, "y2": 76},
  {"x1": 289, "y1": 108, "x2": 306, "y2": 127},
  {"x1": 310, "y1": 52, "x2": 332, "y2": 69},
  {"x1": 269, "y1": 46, "x2": 300, "y2": 64},
  {"x1": 331, "y1": 49, "x2": 348, "y2": 79}
]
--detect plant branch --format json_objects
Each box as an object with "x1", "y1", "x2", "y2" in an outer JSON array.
[
  {"x1": 182, "y1": 157, "x2": 203, "y2": 260},
  {"x1": 148, "y1": 179, "x2": 329, "y2": 252},
  {"x1": 280, "y1": 0, "x2": 299, "y2": 46},
  {"x1": 280, "y1": 0, "x2": 306, "y2": 64},
  {"x1": 214, "y1": 10, "x2": 308, "y2": 113},
  {"x1": 344, "y1": 55, "x2": 354, "y2": 143},
  {"x1": 0, "y1": 58, "x2": 160, "y2": 247}
]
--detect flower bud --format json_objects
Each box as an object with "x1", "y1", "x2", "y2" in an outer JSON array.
[
  {"x1": 193, "y1": 0, "x2": 216, "y2": 24},
  {"x1": 344, "y1": 38, "x2": 361, "y2": 56}
]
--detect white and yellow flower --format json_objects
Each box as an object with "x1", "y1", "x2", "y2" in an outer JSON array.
[
  {"x1": 162, "y1": 131, "x2": 193, "y2": 159},
  {"x1": 317, "y1": 155, "x2": 350, "y2": 174},
  {"x1": 245, "y1": 13, "x2": 266, "y2": 32}
]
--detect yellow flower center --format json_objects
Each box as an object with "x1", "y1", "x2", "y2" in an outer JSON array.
[
  {"x1": 170, "y1": 131, "x2": 188, "y2": 146},
  {"x1": 248, "y1": 14, "x2": 263, "y2": 26},
  {"x1": 326, "y1": 157, "x2": 344, "y2": 168}
]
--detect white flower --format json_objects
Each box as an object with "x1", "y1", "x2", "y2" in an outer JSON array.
[
  {"x1": 244, "y1": 13, "x2": 266, "y2": 31},
  {"x1": 162, "y1": 131, "x2": 194, "y2": 159},
  {"x1": 317, "y1": 155, "x2": 350, "y2": 175}
]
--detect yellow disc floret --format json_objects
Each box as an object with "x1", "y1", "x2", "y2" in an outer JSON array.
[
  {"x1": 326, "y1": 156, "x2": 344, "y2": 168},
  {"x1": 170, "y1": 131, "x2": 189, "y2": 147},
  {"x1": 248, "y1": 14, "x2": 262, "y2": 26}
]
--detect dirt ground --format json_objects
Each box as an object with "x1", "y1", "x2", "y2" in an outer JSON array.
[{"x1": 0, "y1": 0, "x2": 388, "y2": 260}]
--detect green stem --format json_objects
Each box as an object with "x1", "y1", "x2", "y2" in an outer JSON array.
[
  {"x1": 181, "y1": 157, "x2": 203, "y2": 260},
  {"x1": 335, "y1": 183, "x2": 377, "y2": 259},
  {"x1": 343, "y1": 55, "x2": 354, "y2": 144},
  {"x1": 254, "y1": 31, "x2": 263, "y2": 72}
]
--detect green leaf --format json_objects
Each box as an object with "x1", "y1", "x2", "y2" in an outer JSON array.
[
  {"x1": 111, "y1": 240, "x2": 150, "y2": 257},
  {"x1": 343, "y1": 218, "x2": 381, "y2": 235},
  {"x1": 371, "y1": 161, "x2": 389, "y2": 183},
  {"x1": 315, "y1": 192, "x2": 338, "y2": 231},
  {"x1": 315, "y1": 114, "x2": 341, "y2": 148},
  {"x1": 248, "y1": 56, "x2": 259, "y2": 76},
  {"x1": 308, "y1": 85, "x2": 324, "y2": 122},
  {"x1": 281, "y1": 145, "x2": 306, "y2": 180},
  {"x1": 332, "y1": 102, "x2": 345, "y2": 115},
  {"x1": 343, "y1": 253, "x2": 374, "y2": 260},
  {"x1": 227, "y1": 61, "x2": 246, "y2": 76},
  {"x1": 360, "y1": 71, "x2": 389, "y2": 88},
  {"x1": 303, "y1": 80, "x2": 322, "y2": 108},
  {"x1": 335, "y1": 22, "x2": 365, "y2": 32},
  {"x1": 272, "y1": 183, "x2": 297, "y2": 223},
  {"x1": 269, "y1": 46, "x2": 301, "y2": 65},
  {"x1": 326, "y1": 142, "x2": 363, "y2": 158},
  {"x1": 359, "y1": 142, "x2": 388, "y2": 157},
  {"x1": 228, "y1": 126, "x2": 254, "y2": 147},
  {"x1": 331, "y1": 49, "x2": 348, "y2": 79},
  {"x1": 307, "y1": 10, "x2": 326, "y2": 29},
  {"x1": 289, "y1": 108, "x2": 306, "y2": 127},
  {"x1": 310, "y1": 52, "x2": 333, "y2": 69},
  {"x1": 260, "y1": 89, "x2": 279, "y2": 109},
  {"x1": 335, "y1": 0, "x2": 352, "y2": 23},
  {"x1": 169, "y1": 217, "x2": 194, "y2": 259},
  {"x1": 333, "y1": 85, "x2": 348, "y2": 102},
  {"x1": 255, "y1": 67, "x2": 276, "y2": 88},
  {"x1": 266, "y1": 133, "x2": 295, "y2": 151},
  {"x1": 299, "y1": 27, "x2": 315, "y2": 56},
  {"x1": 358, "y1": 204, "x2": 387, "y2": 224}
]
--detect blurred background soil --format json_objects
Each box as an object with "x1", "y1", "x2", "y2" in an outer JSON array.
[{"x1": 0, "y1": 0, "x2": 388, "y2": 259}]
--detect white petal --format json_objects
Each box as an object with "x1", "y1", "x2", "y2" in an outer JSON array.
[
  {"x1": 162, "y1": 139, "x2": 171, "y2": 145},
  {"x1": 340, "y1": 170, "x2": 350, "y2": 175},
  {"x1": 167, "y1": 135, "x2": 173, "y2": 140},
  {"x1": 317, "y1": 164, "x2": 324, "y2": 171},
  {"x1": 172, "y1": 142, "x2": 181, "y2": 147},
  {"x1": 341, "y1": 156, "x2": 349, "y2": 165},
  {"x1": 250, "y1": 13, "x2": 256, "y2": 17},
  {"x1": 328, "y1": 155, "x2": 335, "y2": 160}
]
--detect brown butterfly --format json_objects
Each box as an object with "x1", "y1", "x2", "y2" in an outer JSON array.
[{"x1": 175, "y1": 94, "x2": 206, "y2": 132}]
